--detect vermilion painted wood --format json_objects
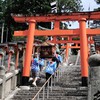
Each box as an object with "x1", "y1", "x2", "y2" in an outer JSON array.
[
  {"x1": 14, "y1": 28, "x2": 100, "y2": 36},
  {"x1": 79, "y1": 18, "x2": 88, "y2": 77},
  {"x1": 12, "y1": 11, "x2": 100, "y2": 22},
  {"x1": 13, "y1": 11, "x2": 100, "y2": 80},
  {"x1": 22, "y1": 20, "x2": 36, "y2": 77}
]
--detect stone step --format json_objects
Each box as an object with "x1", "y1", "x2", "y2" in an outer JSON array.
[
  {"x1": 46, "y1": 86, "x2": 87, "y2": 91},
  {"x1": 12, "y1": 96, "x2": 87, "y2": 100},
  {"x1": 9, "y1": 62, "x2": 88, "y2": 100},
  {"x1": 11, "y1": 96, "x2": 87, "y2": 100},
  {"x1": 12, "y1": 87, "x2": 88, "y2": 98},
  {"x1": 45, "y1": 96, "x2": 87, "y2": 100},
  {"x1": 62, "y1": 73, "x2": 81, "y2": 77},
  {"x1": 55, "y1": 82, "x2": 82, "y2": 88},
  {"x1": 13, "y1": 90, "x2": 87, "y2": 97},
  {"x1": 63, "y1": 69, "x2": 81, "y2": 72}
]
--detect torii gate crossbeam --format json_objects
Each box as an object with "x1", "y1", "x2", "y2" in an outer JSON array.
[
  {"x1": 13, "y1": 11, "x2": 100, "y2": 22},
  {"x1": 14, "y1": 28, "x2": 100, "y2": 36}
]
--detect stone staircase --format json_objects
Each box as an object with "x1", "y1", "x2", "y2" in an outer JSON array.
[
  {"x1": 49, "y1": 65, "x2": 88, "y2": 100},
  {"x1": 5, "y1": 54, "x2": 88, "y2": 100},
  {"x1": 8, "y1": 64, "x2": 88, "y2": 100},
  {"x1": 10, "y1": 87, "x2": 41, "y2": 100}
]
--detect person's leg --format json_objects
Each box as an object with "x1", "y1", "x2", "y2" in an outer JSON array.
[
  {"x1": 46, "y1": 73, "x2": 49, "y2": 87},
  {"x1": 32, "y1": 70, "x2": 37, "y2": 86},
  {"x1": 46, "y1": 73, "x2": 51, "y2": 86},
  {"x1": 29, "y1": 70, "x2": 33, "y2": 82},
  {"x1": 49, "y1": 74, "x2": 52, "y2": 86},
  {"x1": 57, "y1": 62, "x2": 59, "y2": 68},
  {"x1": 31, "y1": 70, "x2": 35, "y2": 81},
  {"x1": 32, "y1": 77, "x2": 38, "y2": 86},
  {"x1": 39, "y1": 65, "x2": 42, "y2": 71},
  {"x1": 32, "y1": 71, "x2": 40, "y2": 86}
]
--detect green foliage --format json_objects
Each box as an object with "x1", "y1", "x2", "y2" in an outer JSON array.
[
  {"x1": 10, "y1": 0, "x2": 52, "y2": 15},
  {"x1": 95, "y1": 0, "x2": 100, "y2": 4},
  {"x1": 90, "y1": 0, "x2": 100, "y2": 28},
  {"x1": 94, "y1": 0, "x2": 100, "y2": 10},
  {"x1": 35, "y1": 36, "x2": 46, "y2": 42},
  {"x1": 8, "y1": 0, "x2": 83, "y2": 15},
  {"x1": 0, "y1": 0, "x2": 4, "y2": 22},
  {"x1": 12, "y1": 36, "x2": 26, "y2": 42},
  {"x1": 0, "y1": 0, "x2": 83, "y2": 42},
  {"x1": 72, "y1": 37, "x2": 80, "y2": 40},
  {"x1": 58, "y1": 0, "x2": 83, "y2": 13}
]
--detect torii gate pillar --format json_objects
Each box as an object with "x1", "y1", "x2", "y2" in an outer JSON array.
[
  {"x1": 79, "y1": 18, "x2": 88, "y2": 86},
  {"x1": 66, "y1": 43, "x2": 69, "y2": 61},
  {"x1": 22, "y1": 20, "x2": 36, "y2": 85}
]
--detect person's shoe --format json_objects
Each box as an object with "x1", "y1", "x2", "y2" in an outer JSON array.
[
  {"x1": 29, "y1": 77, "x2": 33, "y2": 82},
  {"x1": 37, "y1": 77, "x2": 41, "y2": 80},
  {"x1": 48, "y1": 86, "x2": 52, "y2": 90},
  {"x1": 32, "y1": 82, "x2": 37, "y2": 87}
]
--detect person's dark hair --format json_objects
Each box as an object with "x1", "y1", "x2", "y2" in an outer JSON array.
[
  {"x1": 56, "y1": 51, "x2": 59, "y2": 54},
  {"x1": 34, "y1": 53, "x2": 37, "y2": 58},
  {"x1": 52, "y1": 57, "x2": 56, "y2": 62}
]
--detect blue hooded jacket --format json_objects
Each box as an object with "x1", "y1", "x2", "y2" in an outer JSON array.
[
  {"x1": 45, "y1": 61, "x2": 57, "y2": 74},
  {"x1": 39, "y1": 59, "x2": 44, "y2": 67},
  {"x1": 31, "y1": 58, "x2": 40, "y2": 72}
]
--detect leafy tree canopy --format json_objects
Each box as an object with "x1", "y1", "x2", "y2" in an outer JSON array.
[
  {"x1": 0, "y1": 0, "x2": 83, "y2": 42},
  {"x1": 8, "y1": 0, "x2": 83, "y2": 15},
  {"x1": 90, "y1": 0, "x2": 100, "y2": 28},
  {"x1": 95, "y1": 0, "x2": 100, "y2": 4}
]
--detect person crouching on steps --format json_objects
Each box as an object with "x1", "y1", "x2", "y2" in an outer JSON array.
[{"x1": 45, "y1": 57, "x2": 57, "y2": 87}]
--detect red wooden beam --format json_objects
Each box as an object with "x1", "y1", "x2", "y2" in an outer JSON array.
[
  {"x1": 12, "y1": 11, "x2": 100, "y2": 22},
  {"x1": 14, "y1": 28, "x2": 100, "y2": 36},
  {"x1": 48, "y1": 40, "x2": 80, "y2": 43},
  {"x1": 61, "y1": 45, "x2": 80, "y2": 49},
  {"x1": 35, "y1": 29, "x2": 79, "y2": 36},
  {"x1": 47, "y1": 40, "x2": 94, "y2": 44},
  {"x1": 87, "y1": 28, "x2": 100, "y2": 36},
  {"x1": 14, "y1": 29, "x2": 79, "y2": 36}
]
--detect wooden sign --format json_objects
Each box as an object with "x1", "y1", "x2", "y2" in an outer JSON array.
[{"x1": 40, "y1": 46, "x2": 53, "y2": 58}]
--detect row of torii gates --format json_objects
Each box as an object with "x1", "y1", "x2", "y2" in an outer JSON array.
[{"x1": 12, "y1": 11, "x2": 100, "y2": 86}]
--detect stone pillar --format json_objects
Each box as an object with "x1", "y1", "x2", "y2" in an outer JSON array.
[
  {"x1": 15, "y1": 47, "x2": 19, "y2": 69},
  {"x1": 8, "y1": 42, "x2": 17, "y2": 71},
  {"x1": 0, "y1": 54, "x2": 6, "y2": 99},
  {"x1": 17, "y1": 41, "x2": 25, "y2": 86},
  {"x1": 0, "y1": 44, "x2": 7, "y2": 99},
  {"x1": 10, "y1": 62, "x2": 16, "y2": 90},
  {"x1": 88, "y1": 54, "x2": 100, "y2": 100},
  {"x1": 7, "y1": 48, "x2": 14, "y2": 71}
]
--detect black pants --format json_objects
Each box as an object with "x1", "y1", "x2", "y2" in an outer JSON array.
[
  {"x1": 56, "y1": 60, "x2": 60, "y2": 68},
  {"x1": 46, "y1": 73, "x2": 52, "y2": 86}
]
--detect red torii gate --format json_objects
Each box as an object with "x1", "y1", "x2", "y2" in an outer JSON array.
[
  {"x1": 47, "y1": 36, "x2": 94, "y2": 60},
  {"x1": 13, "y1": 11, "x2": 100, "y2": 86},
  {"x1": 48, "y1": 36, "x2": 94, "y2": 44}
]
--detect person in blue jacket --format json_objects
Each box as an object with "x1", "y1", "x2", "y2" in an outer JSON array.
[
  {"x1": 45, "y1": 57, "x2": 57, "y2": 86},
  {"x1": 31, "y1": 53, "x2": 40, "y2": 86},
  {"x1": 39, "y1": 58, "x2": 45, "y2": 71},
  {"x1": 55, "y1": 51, "x2": 62, "y2": 67}
]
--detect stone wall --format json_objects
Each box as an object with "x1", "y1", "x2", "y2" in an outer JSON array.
[{"x1": 88, "y1": 54, "x2": 100, "y2": 100}]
